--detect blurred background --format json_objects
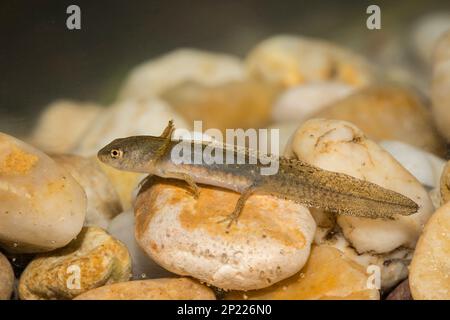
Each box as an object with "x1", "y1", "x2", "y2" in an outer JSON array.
[{"x1": 1, "y1": 0, "x2": 450, "y2": 135}]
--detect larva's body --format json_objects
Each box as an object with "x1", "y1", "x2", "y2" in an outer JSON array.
[{"x1": 97, "y1": 122, "x2": 419, "y2": 224}]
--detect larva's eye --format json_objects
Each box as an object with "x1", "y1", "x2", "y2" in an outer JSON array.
[{"x1": 110, "y1": 149, "x2": 123, "y2": 159}]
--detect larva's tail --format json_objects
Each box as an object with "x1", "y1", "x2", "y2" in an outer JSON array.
[{"x1": 277, "y1": 159, "x2": 419, "y2": 219}]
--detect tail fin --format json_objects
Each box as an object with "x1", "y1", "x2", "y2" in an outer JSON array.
[{"x1": 279, "y1": 158, "x2": 419, "y2": 219}]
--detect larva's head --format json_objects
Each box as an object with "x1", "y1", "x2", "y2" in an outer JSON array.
[{"x1": 97, "y1": 136, "x2": 166, "y2": 172}]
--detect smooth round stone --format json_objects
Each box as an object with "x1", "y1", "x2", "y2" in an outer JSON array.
[
  {"x1": 285, "y1": 118, "x2": 434, "y2": 254},
  {"x1": 261, "y1": 121, "x2": 301, "y2": 156},
  {"x1": 440, "y1": 161, "x2": 450, "y2": 205},
  {"x1": 246, "y1": 35, "x2": 375, "y2": 88},
  {"x1": 412, "y1": 13, "x2": 450, "y2": 64},
  {"x1": 431, "y1": 30, "x2": 450, "y2": 143},
  {"x1": 135, "y1": 178, "x2": 316, "y2": 291},
  {"x1": 225, "y1": 246, "x2": 379, "y2": 300},
  {"x1": 52, "y1": 154, "x2": 122, "y2": 229},
  {"x1": 272, "y1": 82, "x2": 354, "y2": 122},
  {"x1": 161, "y1": 79, "x2": 277, "y2": 133},
  {"x1": 379, "y1": 140, "x2": 446, "y2": 188},
  {"x1": 0, "y1": 133, "x2": 86, "y2": 253},
  {"x1": 108, "y1": 210, "x2": 174, "y2": 280},
  {"x1": 74, "y1": 278, "x2": 216, "y2": 300},
  {"x1": 314, "y1": 226, "x2": 411, "y2": 291},
  {"x1": 312, "y1": 85, "x2": 447, "y2": 157},
  {"x1": 29, "y1": 100, "x2": 101, "y2": 154},
  {"x1": 118, "y1": 48, "x2": 245, "y2": 100},
  {"x1": 409, "y1": 202, "x2": 450, "y2": 300},
  {"x1": 0, "y1": 252, "x2": 14, "y2": 300},
  {"x1": 19, "y1": 227, "x2": 131, "y2": 300},
  {"x1": 74, "y1": 98, "x2": 189, "y2": 157}
]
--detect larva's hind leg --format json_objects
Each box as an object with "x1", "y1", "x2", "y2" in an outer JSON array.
[{"x1": 218, "y1": 185, "x2": 257, "y2": 228}]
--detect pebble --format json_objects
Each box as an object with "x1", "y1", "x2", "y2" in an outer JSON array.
[
  {"x1": 0, "y1": 133, "x2": 86, "y2": 253},
  {"x1": 96, "y1": 160, "x2": 145, "y2": 211},
  {"x1": 134, "y1": 177, "x2": 316, "y2": 291},
  {"x1": 379, "y1": 140, "x2": 446, "y2": 188},
  {"x1": 74, "y1": 278, "x2": 216, "y2": 300},
  {"x1": 412, "y1": 13, "x2": 450, "y2": 64},
  {"x1": 285, "y1": 118, "x2": 434, "y2": 254},
  {"x1": 161, "y1": 79, "x2": 277, "y2": 132},
  {"x1": 0, "y1": 252, "x2": 14, "y2": 300},
  {"x1": 313, "y1": 85, "x2": 447, "y2": 156},
  {"x1": 314, "y1": 227, "x2": 411, "y2": 290},
  {"x1": 272, "y1": 82, "x2": 355, "y2": 122},
  {"x1": 107, "y1": 210, "x2": 174, "y2": 279},
  {"x1": 263, "y1": 121, "x2": 301, "y2": 156},
  {"x1": 74, "y1": 97, "x2": 189, "y2": 157},
  {"x1": 52, "y1": 154, "x2": 122, "y2": 229},
  {"x1": 431, "y1": 30, "x2": 450, "y2": 142},
  {"x1": 409, "y1": 202, "x2": 450, "y2": 300},
  {"x1": 246, "y1": 35, "x2": 376, "y2": 88},
  {"x1": 19, "y1": 226, "x2": 131, "y2": 300},
  {"x1": 225, "y1": 245, "x2": 379, "y2": 300},
  {"x1": 29, "y1": 100, "x2": 101, "y2": 154},
  {"x1": 440, "y1": 161, "x2": 450, "y2": 204},
  {"x1": 119, "y1": 49, "x2": 245, "y2": 100}
]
